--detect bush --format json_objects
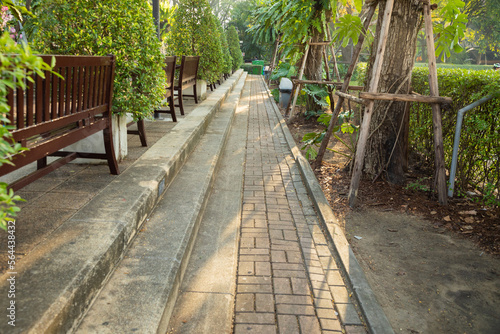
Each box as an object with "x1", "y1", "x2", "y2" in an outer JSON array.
[
  {"x1": 410, "y1": 67, "x2": 500, "y2": 203},
  {"x1": 241, "y1": 64, "x2": 263, "y2": 75},
  {"x1": 165, "y1": 0, "x2": 225, "y2": 84},
  {"x1": 219, "y1": 25, "x2": 233, "y2": 76},
  {"x1": 0, "y1": 32, "x2": 54, "y2": 230},
  {"x1": 29, "y1": 0, "x2": 166, "y2": 120},
  {"x1": 227, "y1": 26, "x2": 243, "y2": 72}
]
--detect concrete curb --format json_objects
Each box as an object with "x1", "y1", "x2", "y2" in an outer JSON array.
[
  {"x1": 76, "y1": 71, "x2": 248, "y2": 334},
  {"x1": 260, "y1": 77, "x2": 395, "y2": 334},
  {"x1": 0, "y1": 70, "x2": 244, "y2": 333}
]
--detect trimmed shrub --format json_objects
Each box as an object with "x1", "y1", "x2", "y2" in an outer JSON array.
[
  {"x1": 410, "y1": 68, "x2": 499, "y2": 203},
  {"x1": 29, "y1": 0, "x2": 166, "y2": 120},
  {"x1": 219, "y1": 25, "x2": 233, "y2": 76},
  {"x1": 165, "y1": 0, "x2": 225, "y2": 84},
  {"x1": 227, "y1": 26, "x2": 243, "y2": 72}
]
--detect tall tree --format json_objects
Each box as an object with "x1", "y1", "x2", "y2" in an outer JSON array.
[{"x1": 363, "y1": 0, "x2": 422, "y2": 184}]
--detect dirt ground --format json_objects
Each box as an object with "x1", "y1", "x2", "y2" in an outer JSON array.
[{"x1": 286, "y1": 110, "x2": 500, "y2": 334}]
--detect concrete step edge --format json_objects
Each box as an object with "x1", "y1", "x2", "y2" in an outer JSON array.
[
  {"x1": 75, "y1": 72, "x2": 248, "y2": 333},
  {"x1": 0, "y1": 70, "x2": 245, "y2": 334}
]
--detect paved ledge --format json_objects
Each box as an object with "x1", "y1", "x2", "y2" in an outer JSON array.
[
  {"x1": 0, "y1": 70, "x2": 244, "y2": 333},
  {"x1": 261, "y1": 78, "x2": 395, "y2": 334},
  {"x1": 76, "y1": 72, "x2": 247, "y2": 333}
]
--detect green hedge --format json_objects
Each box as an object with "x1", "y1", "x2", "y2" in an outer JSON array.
[
  {"x1": 414, "y1": 62, "x2": 493, "y2": 71},
  {"x1": 241, "y1": 64, "x2": 263, "y2": 75},
  {"x1": 410, "y1": 67, "x2": 499, "y2": 203}
]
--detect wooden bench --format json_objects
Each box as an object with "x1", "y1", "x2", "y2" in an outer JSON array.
[
  {"x1": 153, "y1": 55, "x2": 177, "y2": 122},
  {"x1": 174, "y1": 55, "x2": 200, "y2": 115},
  {"x1": 0, "y1": 55, "x2": 120, "y2": 191}
]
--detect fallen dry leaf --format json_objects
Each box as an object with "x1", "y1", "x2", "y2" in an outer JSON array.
[
  {"x1": 459, "y1": 210, "x2": 477, "y2": 215},
  {"x1": 464, "y1": 217, "x2": 474, "y2": 224},
  {"x1": 443, "y1": 216, "x2": 452, "y2": 222}
]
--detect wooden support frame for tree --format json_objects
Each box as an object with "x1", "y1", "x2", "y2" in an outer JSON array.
[
  {"x1": 347, "y1": 0, "x2": 395, "y2": 207},
  {"x1": 287, "y1": 39, "x2": 311, "y2": 119},
  {"x1": 346, "y1": 0, "x2": 449, "y2": 207},
  {"x1": 314, "y1": 2, "x2": 377, "y2": 168},
  {"x1": 423, "y1": 0, "x2": 448, "y2": 205}
]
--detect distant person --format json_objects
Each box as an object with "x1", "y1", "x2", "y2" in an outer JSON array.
[{"x1": 493, "y1": 63, "x2": 500, "y2": 71}]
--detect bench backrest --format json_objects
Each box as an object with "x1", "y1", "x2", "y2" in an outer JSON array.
[
  {"x1": 164, "y1": 56, "x2": 176, "y2": 97},
  {"x1": 1, "y1": 55, "x2": 116, "y2": 175},
  {"x1": 178, "y1": 56, "x2": 200, "y2": 89}
]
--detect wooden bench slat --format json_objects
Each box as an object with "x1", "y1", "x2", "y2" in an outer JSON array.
[{"x1": 27, "y1": 79, "x2": 35, "y2": 127}]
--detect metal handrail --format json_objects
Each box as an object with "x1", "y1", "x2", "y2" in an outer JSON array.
[{"x1": 448, "y1": 93, "x2": 498, "y2": 197}]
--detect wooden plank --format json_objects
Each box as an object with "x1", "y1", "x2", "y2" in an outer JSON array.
[
  {"x1": 27, "y1": 79, "x2": 34, "y2": 126},
  {"x1": 359, "y1": 92, "x2": 452, "y2": 104},
  {"x1": 288, "y1": 40, "x2": 310, "y2": 119},
  {"x1": 335, "y1": 91, "x2": 364, "y2": 104},
  {"x1": 308, "y1": 41, "x2": 332, "y2": 45},
  {"x1": 348, "y1": 0, "x2": 394, "y2": 208},
  {"x1": 292, "y1": 79, "x2": 364, "y2": 90},
  {"x1": 324, "y1": 22, "x2": 341, "y2": 81},
  {"x1": 423, "y1": 1, "x2": 448, "y2": 205},
  {"x1": 16, "y1": 86, "x2": 24, "y2": 129}
]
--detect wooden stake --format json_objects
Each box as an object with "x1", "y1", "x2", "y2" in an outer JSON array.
[
  {"x1": 423, "y1": 2, "x2": 448, "y2": 205},
  {"x1": 348, "y1": 0, "x2": 394, "y2": 208},
  {"x1": 360, "y1": 92, "x2": 452, "y2": 104},
  {"x1": 335, "y1": 91, "x2": 364, "y2": 104},
  {"x1": 314, "y1": 3, "x2": 377, "y2": 168},
  {"x1": 287, "y1": 40, "x2": 310, "y2": 120},
  {"x1": 325, "y1": 24, "x2": 341, "y2": 82},
  {"x1": 268, "y1": 35, "x2": 281, "y2": 84}
]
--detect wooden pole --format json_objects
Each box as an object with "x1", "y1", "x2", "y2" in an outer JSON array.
[
  {"x1": 348, "y1": 0, "x2": 394, "y2": 207},
  {"x1": 325, "y1": 23, "x2": 341, "y2": 82},
  {"x1": 335, "y1": 91, "x2": 364, "y2": 104},
  {"x1": 313, "y1": 3, "x2": 377, "y2": 168},
  {"x1": 359, "y1": 92, "x2": 452, "y2": 104},
  {"x1": 423, "y1": 2, "x2": 448, "y2": 205},
  {"x1": 322, "y1": 48, "x2": 336, "y2": 116},
  {"x1": 287, "y1": 40, "x2": 311, "y2": 120},
  {"x1": 268, "y1": 35, "x2": 281, "y2": 84}
]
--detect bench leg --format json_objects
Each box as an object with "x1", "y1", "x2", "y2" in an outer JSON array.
[
  {"x1": 103, "y1": 127, "x2": 120, "y2": 175},
  {"x1": 178, "y1": 89, "x2": 185, "y2": 115},
  {"x1": 37, "y1": 157, "x2": 47, "y2": 170},
  {"x1": 193, "y1": 83, "x2": 199, "y2": 104},
  {"x1": 169, "y1": 95, "x2": 177, "y2": 122},
  {"x1": 137, "y1": 119, "x2": 147, "y2": 147}
]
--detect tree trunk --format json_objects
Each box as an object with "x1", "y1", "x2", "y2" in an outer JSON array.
[{"x1": 363, "y1": 0, "x2": 422, "y2": 184}]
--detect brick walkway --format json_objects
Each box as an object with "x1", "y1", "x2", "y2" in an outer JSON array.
[{"x1": 233, "y1": 76, "x2": 367, "y2": 334}]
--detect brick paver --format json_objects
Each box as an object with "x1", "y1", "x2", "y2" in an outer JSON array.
[{"x1": 233, "y1": 75, "x2": 367, "y2": 333}]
